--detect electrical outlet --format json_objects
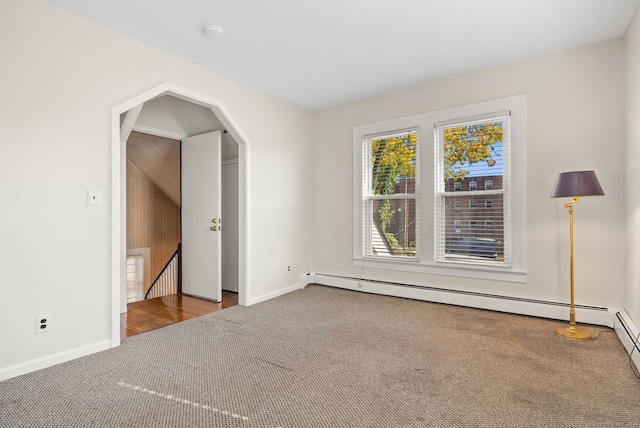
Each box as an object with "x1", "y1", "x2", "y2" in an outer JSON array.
[
  {"x1": 36, "y1": 314, "x2": 51, "y2": 334},
  {"x1": 287, "y1": 265, "x2": 291, "y2": 272}
]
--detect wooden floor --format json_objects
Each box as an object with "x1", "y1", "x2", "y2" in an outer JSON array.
[{"x1": 121, "y1": 291, "x2": 238, "y2": 339}]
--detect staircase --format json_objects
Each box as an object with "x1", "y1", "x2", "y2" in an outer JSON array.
[{"x1": 145, "y1": 243, "x2": 181, "y2": 299}]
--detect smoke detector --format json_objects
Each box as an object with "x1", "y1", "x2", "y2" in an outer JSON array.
[{"x1": 202, "y1": 24, "x2": 224, "y2": 39}]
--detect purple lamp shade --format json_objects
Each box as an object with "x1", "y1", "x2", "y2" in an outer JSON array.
[{"x1": 550, "y1": 170, "x2": 605, "y2": 198}]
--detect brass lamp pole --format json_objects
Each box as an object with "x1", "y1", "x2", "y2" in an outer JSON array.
[{"x1": 551, "y1": 171, "x2": 604, "y2": 341}]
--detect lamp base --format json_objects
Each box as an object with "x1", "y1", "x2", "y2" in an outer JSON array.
[{"x1": 555, "y1": 325, "x2": 591, "y2": 341}]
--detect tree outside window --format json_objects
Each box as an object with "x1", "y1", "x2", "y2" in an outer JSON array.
[
  {"x1": 440, "y1": 117, "x2": 506, "y2": 262},
  {"x1": 366, "y1": 131, "x2": 417, "y2": 257},
  {"x1": 355, "y1": 95, "x2": 525, "y2": 279}
]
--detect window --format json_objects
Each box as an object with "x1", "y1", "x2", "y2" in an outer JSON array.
[
  {"x1": 126, "y1": 247, "x2": 150, "y2": 303},
  {"x1": 435, "y1": 114, "x2": 508, "y2": 265},
  {"x1": 359, "y1": 130, "x2": 418, "y2": 258},
  {"x1": 354, "y1": 95, "x2": 526, "y2": 282},
  {"x1": 126, "y1": 255, "x2": 144, "y2": 303}
]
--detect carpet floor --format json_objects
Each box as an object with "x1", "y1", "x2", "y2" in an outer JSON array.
[{"x1": 1, "y1": 284, "x2": 639, "y2": 427}]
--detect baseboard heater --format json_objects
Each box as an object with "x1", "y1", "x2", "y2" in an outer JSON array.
[
  {"x1": 312, "y1": 272, "x2": 612, "y2": 327},
  {"x1": 311, "y1": 273, "x2": 639, "y2": 367},
  {"x1": 614, "y1": 311, "x2": 640, "y2": 362}
]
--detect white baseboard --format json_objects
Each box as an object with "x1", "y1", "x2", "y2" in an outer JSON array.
[
  {"x1": 5, "y1": 279, "x2": 637, "y2": 382},
  {"x1": 299, "y1": 272, "x2": 315, "y2": 288},
  {"x1": 613, "y1": 310, "x2": 640, "y2": 371},
  {"x1": 0, "y1": 340, "x2": 112, "y2": 382},
  {"x1": 247, "y1": 282, "x2": 304, "y2": 306},
  {"x1": 313, "y1": 273, "x2": 614, "y2": 327},
  {"x1": 313, "y1": 273, "x2": 640, "y2": 366}
]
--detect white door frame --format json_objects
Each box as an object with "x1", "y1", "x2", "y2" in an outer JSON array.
[{"x1": 110, "y1": 82, "x2": 250, "y2": 347}]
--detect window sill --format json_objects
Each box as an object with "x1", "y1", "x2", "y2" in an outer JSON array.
[{"x1": 353, "y1": 256, "x2": 527, "y2": 283}]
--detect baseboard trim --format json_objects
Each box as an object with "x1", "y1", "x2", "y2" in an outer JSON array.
[
  {"x1": 5, "y1": 280, "x2": 635, "y2": 382},
  {"x1": 613, "y1": 310, "x2": 640, "y2": 370},
  {"x1": 248, "y1": 282, "x2": 304, "y2": 306},
  {"x1": 315, "y1": 272, "x2": 640, "y2": 365},
  {"x1": 313, "y1": 273, "x2": 614, "y2": 327},
  {"x1": 0, "y1": 340, "x2": 112, "y2": 382}
]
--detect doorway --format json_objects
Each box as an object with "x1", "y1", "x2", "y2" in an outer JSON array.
[{"x1": 111, "y1": 83, "x2": 249, "y2": 346}]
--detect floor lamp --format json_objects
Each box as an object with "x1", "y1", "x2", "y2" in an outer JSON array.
[{"x1": 550, "y1": 170, "x2": 604, "y2": 341}]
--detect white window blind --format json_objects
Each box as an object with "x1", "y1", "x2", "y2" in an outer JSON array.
[
  {"x1": 353, "y1": 95, "x2": 526, "y2": 282},
  {"x1": 435, "y1": 114, "x2": 511, "y2": 265},
  {"x1": 361, "y1": 129, "x2": 419, "y2": 259}
]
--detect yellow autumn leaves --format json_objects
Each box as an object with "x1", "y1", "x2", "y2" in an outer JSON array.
[
  {"x1": 371, "y1": 133, "x2": 416, "y2": 195},
  {"x1": 370, "y1": 121, "x2": 502, "y2": 189},
  {"x1": 444, "y1": 122, "x2": 502, "y2": 181}
]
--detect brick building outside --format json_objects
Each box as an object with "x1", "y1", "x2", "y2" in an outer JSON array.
[
  {"x1": 444, "y1": 175, "x2": 504, "y2": 258},
  {"x1": 379, "y1": 175, "x2": 504, "y2": 259}
]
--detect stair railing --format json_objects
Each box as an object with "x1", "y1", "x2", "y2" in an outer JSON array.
[{"x1": 145, "y1": 243, "x2": 181, "y2": 299}]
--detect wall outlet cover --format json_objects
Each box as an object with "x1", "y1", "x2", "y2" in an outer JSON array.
[{"x1": 36, "y1": 314, "x2": 51, "y2": 334}]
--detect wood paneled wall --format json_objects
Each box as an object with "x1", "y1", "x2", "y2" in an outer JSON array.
[{"x1": 126, "y1": 160, "x2": 180, "y2": 293}]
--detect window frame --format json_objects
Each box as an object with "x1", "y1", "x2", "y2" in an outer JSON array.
[
  {"x1": 359, "y1": 128, "x2": 419, "y2": 261},
  {"x1": 353, "y1": 95, "x2": 526, "y2": 283},
  {"x1": 126, "y1": 247, "x2": 150, "y2": 303}
]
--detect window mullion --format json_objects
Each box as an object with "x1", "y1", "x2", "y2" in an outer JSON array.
[
  {"x1": 368, "y1": 194, "x2": 418, "y2": 200},
  {"x1": 436, "y1": 189, "x2": 505, "y2": 197}
]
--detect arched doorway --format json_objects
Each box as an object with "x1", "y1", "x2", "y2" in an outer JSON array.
[{"x1": 110, "y1": 83, "x2": 249, "y2": 346}]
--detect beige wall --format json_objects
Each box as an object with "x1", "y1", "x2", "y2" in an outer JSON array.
[
  {"x1": 625, "y1": 7, "x2": 640, "y2": 327},
  {"x1": 0, "y1": 0, "x2": 313, "y2": 377},
  {"x1": 1, "y1": 0, "x2": 635, "y2": 380},
  {"x1": 126, "y1": 161, "x2": 181, "y2": 293},
  {"x1": 312, "y1": 38, "x2": 626, "y2": 308}
]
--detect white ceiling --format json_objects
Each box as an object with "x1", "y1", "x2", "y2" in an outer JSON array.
[
  {"x1": 133, "y1": 95, "x2": 240, "y2": 161},
  {"x1": 49, "y1": 0, "x2": 638, "y2": 111}
]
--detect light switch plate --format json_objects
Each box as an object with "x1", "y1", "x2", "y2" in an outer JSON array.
[{"x1": 88, "y1": 189, "x2": 100, "y2": 206}]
